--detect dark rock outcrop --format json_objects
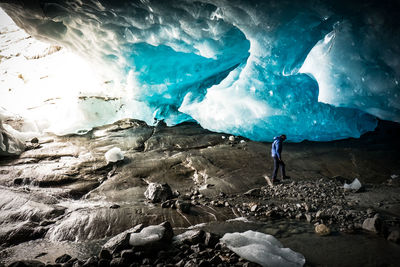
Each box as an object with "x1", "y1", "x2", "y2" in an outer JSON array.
[{"x1": 144, "y1": 183, "x2": 173, "y2": 203}]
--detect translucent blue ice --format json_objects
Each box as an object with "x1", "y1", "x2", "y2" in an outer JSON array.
[{"x1": 2, "y1": 0, "x2": 399, "y2": 141}]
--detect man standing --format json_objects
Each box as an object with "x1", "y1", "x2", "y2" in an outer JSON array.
[{"x1": 270, "y1": 134, "x2": 289, "y2": 184}]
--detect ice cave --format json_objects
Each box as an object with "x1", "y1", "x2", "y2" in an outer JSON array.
[
  {"x1": 1, "y1": 0, "x2": 399, "y2": 147},
  {"x1": 1, "y1": 1, "x2": 400, "y2": 266}
]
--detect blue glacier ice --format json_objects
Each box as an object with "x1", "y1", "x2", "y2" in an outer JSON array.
[{"x1": 1, "y1": 0, "x2": 399, "y2": 141}]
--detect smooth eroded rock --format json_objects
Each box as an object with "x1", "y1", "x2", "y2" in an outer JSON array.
[
  {"x1": 129, "y1": 221, "x2": 173, "y2": 248},
  {"x1": 102, "y1": 224, "x2": 145, "y2": 252}
]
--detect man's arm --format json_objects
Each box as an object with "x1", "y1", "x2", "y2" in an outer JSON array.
[{"x1": 276, "y1": 141, "x2": 282, "y2": 161}]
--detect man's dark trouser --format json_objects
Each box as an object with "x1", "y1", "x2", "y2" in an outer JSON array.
[{"x1": 272, "y1": 156, "x2": 286, "y2": 180}]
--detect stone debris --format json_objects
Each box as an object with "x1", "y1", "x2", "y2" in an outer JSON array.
[{"x1": 15, "y1": 222, "x2": 266, "y2": 267}]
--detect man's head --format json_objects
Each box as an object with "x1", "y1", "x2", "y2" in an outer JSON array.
[{"x1": 280, "y1": 134, "x2": 287, "y2": 141}]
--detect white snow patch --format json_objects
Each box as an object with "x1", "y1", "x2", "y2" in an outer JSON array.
[
  {"x1": 105, "y1": 147, "x2": 124, "y2": 163},
  {"x1": 221, "y1": 230, "x2": 305, "y2": 267}
]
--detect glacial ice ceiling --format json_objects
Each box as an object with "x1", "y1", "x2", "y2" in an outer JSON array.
[{"x1": 0, "y1": 0, "x2": 399, "y2": 142}]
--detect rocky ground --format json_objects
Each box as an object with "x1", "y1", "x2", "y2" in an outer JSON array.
[{"x1": 0, "y1": 119, "x2": 400, "y2": 266}]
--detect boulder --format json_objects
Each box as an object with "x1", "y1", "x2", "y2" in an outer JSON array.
[
  {"x1": 98, "y1": 259, "x2": 110, "y2": 267},
  {"x1": 82, "y1": 257, "x2": 98, "y2": 267},
  {"x1": 315, "y1": 224, "x2": 331, "y2": 236},
  {"x1": 120, "y1": 249, "x2": 136, "y2": 261},
  {"x1": 174, "y1": 230, "x2": 205, "y2": 245},
  {"x1": 99, "y1": 249, "x2": 112, "y2": 260},
  {"x1": 55, "y1": 254, "x2": 72, "y2": 263},
  {"x1": 362, "y1": 214, "x2": 382, "y2": 233},
  {"x1": 204, "y1": 232, "x2": 220, "y2": 248},
  {"x1": 144, "y1": 183, "x2": 173, "y2": 203},
  {"x1": 102, "y1": 224, "x2": 144, "y2": 252},
  {"x1": 176, "y1": 200, "x2": 191, "y2": 213}
]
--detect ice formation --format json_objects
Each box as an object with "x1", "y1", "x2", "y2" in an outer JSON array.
[
  {"x1": 221, "y1": 230, "x2": 305, "y2": 267},
  {"x1": 344, "y1": 178, "x2": 362, "y2": 191},
  {"x1": 104, "y1": 147, "x2": 124, "y2": 164},
  {"x1": 1, "y1": 0, "x2": 399, "y2": 141}
]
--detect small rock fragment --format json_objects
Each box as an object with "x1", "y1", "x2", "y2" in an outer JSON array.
[
  {"x1": 315, "y1": 224, "x2": 331, "y2": 236},
  {"x1": 250, "y1": 204, "x2": 258, "y2": 212},
  {"x1": 109, "y1": 204, "x2": 120, "y2": 209}
]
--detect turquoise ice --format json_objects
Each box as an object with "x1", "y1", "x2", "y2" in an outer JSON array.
[{"x1": 1, "y1": 0, "x2": 399, "y2": 141}]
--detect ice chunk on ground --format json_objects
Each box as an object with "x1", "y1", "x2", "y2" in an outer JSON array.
[
  {"x1": 221, "y1": 230, "x2": 305, "y2": 267},
  {"x1": 344, "y1": 178, "x2": 362, "y2": 191},
  {"x1": 104, "y1": 147, "x2": 124, "y2": 164}
]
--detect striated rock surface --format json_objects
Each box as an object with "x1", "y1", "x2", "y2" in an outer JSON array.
[{"x1": 0, "y1": 119, "x2": 399, "y2": 265}]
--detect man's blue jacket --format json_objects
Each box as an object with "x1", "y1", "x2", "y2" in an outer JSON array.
[{"x1": 271, "y1": 136, "x2": 283, "y2": 159}]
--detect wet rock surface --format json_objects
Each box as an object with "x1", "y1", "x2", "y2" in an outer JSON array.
[{"x1": 0, "y1": 119, "x2": 399, "y2": 266}]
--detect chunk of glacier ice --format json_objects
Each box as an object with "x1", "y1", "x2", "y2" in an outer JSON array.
[
  {"x1": 221, "y1": 230, "x2": 305, "y2": 267},
  {"x1": 344, "y1": 178, "x2": 362, "y2": 191},
  {"x1": 105, "y1": 147, "x2": 124, "y2": 164}
]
